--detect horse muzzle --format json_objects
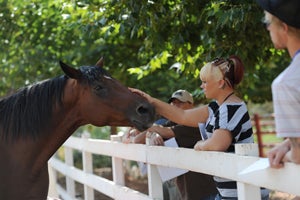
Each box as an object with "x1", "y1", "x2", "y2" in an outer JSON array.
[{"x1": 130, "y1": 102, "x2": 156, "y2": 131}]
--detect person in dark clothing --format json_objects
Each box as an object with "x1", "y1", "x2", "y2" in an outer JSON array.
[{"x1": 172, "y1": 125, "x2": 218, "y2": 200}]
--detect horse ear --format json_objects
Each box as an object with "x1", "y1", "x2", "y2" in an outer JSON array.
[
  {"x1": 95, "y1": 57, "x2": 104, "y2": 67},
  {"x1": 59, "y1": 61, "x2": 82, "y2": 79}
]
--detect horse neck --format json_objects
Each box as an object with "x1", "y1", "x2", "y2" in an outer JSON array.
[{"x1": 32, "y1": 79, "x2": 86, "y2": 171}]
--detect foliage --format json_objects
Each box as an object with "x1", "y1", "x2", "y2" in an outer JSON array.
[
  {"x1": 74, "y1": 125, "x2": 111, "y2": 139},
  {"x1": 57, "y1": 126, "x2": 113, "y2": 169},
  {"x1": 0, "y1": 0, "x2": 290, "y2": 103}
]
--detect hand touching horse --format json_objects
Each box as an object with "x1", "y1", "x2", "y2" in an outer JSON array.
[{"x1": 0, "y1": 58, "x2": 155, "y2": 200}]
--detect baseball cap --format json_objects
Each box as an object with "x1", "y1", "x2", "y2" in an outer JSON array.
[
  {"x1": 168, "y1": 89, "x2": 194, "y2": 104},
  {"x1": 256, "y1": 0, "x2": 300, "y2": 29}
]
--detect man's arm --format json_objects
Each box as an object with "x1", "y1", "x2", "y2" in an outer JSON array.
[
  {"x1": 289, "y1": 137, "x2": 300, "y2": 164},
  {"x1": 147, "y1": 125, "x2": 175, "y2": 139}
]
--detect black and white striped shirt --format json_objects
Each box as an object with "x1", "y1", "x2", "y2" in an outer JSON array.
[{"x1": 205, "y1": 101, "x2": 269, "y2": 199}]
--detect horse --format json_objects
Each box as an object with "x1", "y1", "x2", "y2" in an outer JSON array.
[{"x1": 0, "y1": 58, "x2": 155, "y2": 200}]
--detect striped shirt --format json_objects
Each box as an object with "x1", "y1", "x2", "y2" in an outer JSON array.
[
  {"x1": 205, "y1": 101, "x2": 269, "y2": 199},
  {"x1": 206, "y1": 101, "x2": 254, "y2": 153},
  {"x1": 272, "y1": 53, "x2": 300, "y2": 137}
]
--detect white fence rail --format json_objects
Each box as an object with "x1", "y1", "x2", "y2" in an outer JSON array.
[{"x1": 48, "y1": 134, "x2": 300, "y2": 200}]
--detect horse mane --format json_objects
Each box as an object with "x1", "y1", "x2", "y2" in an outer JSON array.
[
  {"x1": 0, "y1": 64, "x2": 111, "y2": 141},
  {"x1": 0, "y1": 75, "x2": 68, "y2": 141}
]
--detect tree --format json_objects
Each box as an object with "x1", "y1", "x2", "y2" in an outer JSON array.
[{"x1": 0, "y1": 0, "x2": 289, "y2": 103}]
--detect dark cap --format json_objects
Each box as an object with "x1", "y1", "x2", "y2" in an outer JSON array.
[{"x1": 256, "y1": 0, "x2": 300, "y2": 29}]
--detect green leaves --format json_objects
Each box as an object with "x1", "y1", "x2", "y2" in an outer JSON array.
[{"x1": 0, "y1": 0, "x2": 289, "y2": 103}]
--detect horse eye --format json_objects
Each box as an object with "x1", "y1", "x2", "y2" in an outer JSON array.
[{"x1": 94, "y1": 85, "x2": 103, "y2": 91}]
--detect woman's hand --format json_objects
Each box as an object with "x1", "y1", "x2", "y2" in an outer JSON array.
[
  {"x1": 194, "y1": 129, "x2": 232, "y2": 151},
  {"x1": 194, "y1": 140, "x2": 205, "y2": 151},
  {"x1": 129, "y1": 87, "x2": 153, "y2": 103}
]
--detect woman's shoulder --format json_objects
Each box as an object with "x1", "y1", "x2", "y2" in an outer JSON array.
[
  {"x1": 218, "y1": 101, "x2": 246, "y2": 112},
  {"x1": 208, "y1": 101, "x2": 219, "y2": 111},
  {"x1": 209, "y1": 100, "x2": 246, "y2": 109}
]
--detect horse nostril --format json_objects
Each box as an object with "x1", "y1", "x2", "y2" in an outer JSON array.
[
  {"x1": 136, "y1": 104, "x2": 148, "y2": 115},
  {"x1": 136, "y1": 103, "x2": 155, "y2": 117},
  {"x1": 133, "y1": 103, "x2": 155, "y2": 130}
]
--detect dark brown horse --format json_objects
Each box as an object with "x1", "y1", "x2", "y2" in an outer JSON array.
[{"x1": 0, "y1": 58, "x2": 155, "y2": 200}]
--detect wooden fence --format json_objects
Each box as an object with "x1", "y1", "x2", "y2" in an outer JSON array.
[
  {"x1": 48, "y1": 132, "x2": 300, "y2": 200},
  {"x1": 252, "y1": 114, "x2": 282, "y2": 157}
]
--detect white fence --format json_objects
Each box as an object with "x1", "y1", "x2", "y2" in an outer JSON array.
[{"x1": 48, "y1": 133, "x2": 300, "y2": 200}]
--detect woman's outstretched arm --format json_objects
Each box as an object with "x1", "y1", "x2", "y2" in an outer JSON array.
[{"x1": 129, "y1": 88, "x2": 208, "y2": 127}]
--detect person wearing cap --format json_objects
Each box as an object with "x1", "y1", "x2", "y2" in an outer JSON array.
[
  {"x1": 130, "y1": 55, "x2": 270, "y2": 200},
  {"x1": 255, "y1": 0, "x2": 300, "y2": 169},
  {"x1": 122, "y1": 89, "x2": 194, "y2": 144},
  {"x1": 147, "y1": 89, "x2": 196, "y2": 143},
  {"x1": 169, "y1": 89, "x2": 194, "y2": 104},
  {"x1": 122, "y1": 89, "x2": 218, "y2": 200},
  {"x1": 152, "y1": 90, "x2": 218, "y2": 200}
]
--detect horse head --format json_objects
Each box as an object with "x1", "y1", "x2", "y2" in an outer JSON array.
[
  {"x1": 59, "y1": 58, "x2": 156, "y2": 131},
  {"x1": 0, "y1": 57, "x2": 156, "y2": 200}
]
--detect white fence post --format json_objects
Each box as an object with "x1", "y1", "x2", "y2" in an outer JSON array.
[
  {"x1": 82, "y1": 132, "x2": 94, "y2": 200},
  {"x1": 146, "y1": 137, "x2": 163, "y2": 200},
  {"x1": 111, "y1": 135, "x2": 125, "y2": 186},
  {"x1": 65, "y1": 146, "x2": 76, "y2": 198},
  {"x1": 48, "y1": 162, "x2": 59, "y2": 198},
  {"x1": 235, "y1": 143, "x2": 261, "y2": 200}
]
